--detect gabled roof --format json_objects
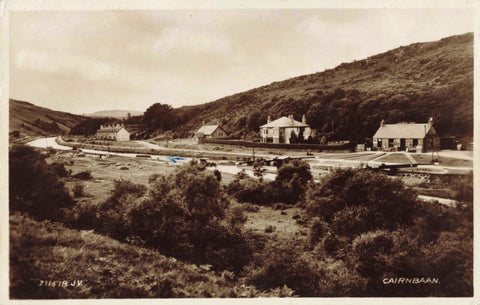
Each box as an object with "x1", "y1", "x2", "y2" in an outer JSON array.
[
  {"x1": 97, "y1": 125, "x2": 128, "y2": 133},
  {"x1": 259, "y1": 116, "x2": 309, "y2": 128},
  {"x1": 196, "y1": 125, "x2": 225, "y2": 135},
  {"x1": 373, "y1": 123, "x2": 432, "y2": 139}
]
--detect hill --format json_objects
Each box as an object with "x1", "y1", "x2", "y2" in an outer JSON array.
[
  {"x1": 169, "y1": 33, "x2": 473, "y2": 142},
  {"x1": 9, "y1": 99, "x2": 87, "y2": 137},
  {"x1": 86, "y1": 110, "x2": 143, "y2": 119}
]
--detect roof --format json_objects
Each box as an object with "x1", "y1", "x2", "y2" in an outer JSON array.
[
  {"x1": 259, "y1": 116, "x2": 309, "y2": 128},
  {"x1": 373, "y1": 123, "x2": 432, "y2": 139},
  {"x1": 97, "y1": 125, "x2": 128, "y2": 133},
  {"x1": 196, "y1": 125, "x2": 224, "y2": 135}
]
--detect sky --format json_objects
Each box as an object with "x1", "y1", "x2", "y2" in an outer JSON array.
[{"x1": 9, "y1": 8, "x2": 474, "y2": 114}]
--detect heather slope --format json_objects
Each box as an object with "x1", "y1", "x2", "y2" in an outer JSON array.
[
  {"x1": 9, "y1": 99, "x2": 87, "y2": 137},
  {"x1": 172, "y1": 33, "x2": 473, "y2": 142}
]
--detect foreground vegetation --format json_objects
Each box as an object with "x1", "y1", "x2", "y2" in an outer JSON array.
[{"x1": 10, "y1": 145, "x2": 473, "y2": 298}]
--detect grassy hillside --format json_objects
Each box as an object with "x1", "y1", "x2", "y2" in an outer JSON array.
[
  {"x1": 171, "y1": 33, "x2": 473, "y2": 142},
  {"x1": 10, "y1": 213, "x2": 286, "y2": 298},
  {"x1": 9, "y1": 99, "x2": 87, "y2": 137}
]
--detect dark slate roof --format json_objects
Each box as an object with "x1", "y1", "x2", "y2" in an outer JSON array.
[{"x1": 373, "y1": 123, "x2": 432, "y2": 139}]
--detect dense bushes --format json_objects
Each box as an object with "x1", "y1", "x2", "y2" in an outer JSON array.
[
  {"x1": 9, "y1": 145, "x2": 74, "y2": 221},
  {"x1": 306, "y1": 168, "x2": 417, "y2": 235},
  {"x1": 69, "y1": 163, "x2": 251, "y2": 273},
  {"x1": 227, "y1": 159, "x2": 312, "y2": 205},
  {"x1": 302, "y1": 168, "x2": 472, "y2": 297}
]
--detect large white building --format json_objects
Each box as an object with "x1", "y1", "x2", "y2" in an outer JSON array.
[
  {"x1": 95, "y1": 123, "x2": 130, "y2": 141},
  {"x1": 259, "y1": 114, "x2": 313, "y2": 144}
]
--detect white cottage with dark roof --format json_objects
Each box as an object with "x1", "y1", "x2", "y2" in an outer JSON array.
[
  {"x1": 372, "y1": 117, "x2": 440, "y2": 152},
  {"x1": 259, "y1": 114, "x2": 312, "y2": 144},
  {"x1": 96, "y1": 123, "x2": 130, "y2": 141}
]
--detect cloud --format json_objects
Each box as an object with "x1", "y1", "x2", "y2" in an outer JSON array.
[
  {"x1": 15, "y1": 50, "x2": 119, "y2": 81},
  {"x1": 153, "y1": 26, "x2": 231, "y2": 54}
]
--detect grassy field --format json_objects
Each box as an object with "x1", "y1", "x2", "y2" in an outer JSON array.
[{"x1": 47, "y1": 152, "x2": 179, "y2": 205}]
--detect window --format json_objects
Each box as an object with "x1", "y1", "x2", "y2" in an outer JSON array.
[
  {"x1": 413, "y1": 139, "x2": 418, "y2": 146},
  {"x1": 388, "y1": 139, "x2": 394, "y2": 147}
]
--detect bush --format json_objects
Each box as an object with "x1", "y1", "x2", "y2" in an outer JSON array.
[
  {"x1": 227, "y1": 178, "x2": 271, "y2": 205},
  {"x1": 127, "y1": 164, "x2": 251, "y2": 272},
  {"x1": 306, "y1": 168, "x2": 417, "y2": 234},
  {"x1": 9, "y1": 145, "x2": 75, "y2": 221},
  {"x1": 73, "y1": 171, "x2": 92, "y2": 180},
  {"x1": 50, "y1": 162, "x2": 69, "y2": 177},
  {"x1": 72, "y1": 183, "x2": 85, "y2": 197},
  {"x1": 271, "y1": 159, "x2": 312, "y2": 204},
  {"x1": 228, "y1": 160, "x2": 313, "y2": 205}
]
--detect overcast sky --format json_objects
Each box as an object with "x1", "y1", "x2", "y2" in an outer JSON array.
[{"x1": 10, "y1": 9, "x2": 474, "y2": 114}]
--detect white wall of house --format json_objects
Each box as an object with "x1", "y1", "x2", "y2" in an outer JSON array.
[{"x1": 116, "y1": 128, "x2": 130, "y2": 141}]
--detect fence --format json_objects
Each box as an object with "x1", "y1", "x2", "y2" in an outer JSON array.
[{"x1": 198, "y1": 138, "x2": 355, "y2": 151}]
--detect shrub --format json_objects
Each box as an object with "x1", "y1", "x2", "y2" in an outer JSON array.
[
  {"x1": 306, "y1": 168, "x2": 417, "y2": 233},
  {"x1": 50, "y1": 162, "x2": 69, "y2": 177},
  {"x1": 265, "y1": 225, "x2": 276, "y2": 233},
  {"x1": 126, "y1": 164, "x2": 251, "y2": 272},
  {"x1": 227, "y1": 178, "x2": 271, "y2": 205},
  {"x1": 271, "y1": 159, "x2": 312, "y2": 204},
  {"x1": 73, "y1": 171, "x2": 92, "y2": 180},
  {"x1": 72, "y1": 183, "x2": 85, "y2": 197},
  {"x1": 9, "y1": 145, "x2": 74, "y2": 221}
]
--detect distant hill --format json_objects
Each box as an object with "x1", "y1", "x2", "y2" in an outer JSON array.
[
  {"x1": 9, "y1": 99, "x2": 87, "y2": 137},
  {"x1": 169, "y1": 33, "x2": 473, "y2": 142},
  {"x1": 86, "y1": 110, "x2": 143, "y2": 119}
]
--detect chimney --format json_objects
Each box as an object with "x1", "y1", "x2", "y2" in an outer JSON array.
[
  {"x1": 380, "y1": 119, "x2": 385, "y2": 128},
  {"x1": 267, "y1": 116, "x2": 271, "y2": 123},
  {"x1": 202, "y1": 121, "x2": 205, "y2": 126},
  {"x1": 216, "y1": 120, "x2": 220, "y2": 126},
  {"x1": 100, "y1": 125, "x2": 104, "y2": 129},
  {"x1": 302, "y1": 114, "x2": 306, "y2": 124},
  {"x1": 428, "y1": 117, "x2": 434, "y2": 128},
  {"x1": 289, "y1": 114, "x2": 294, "y2": 125}
]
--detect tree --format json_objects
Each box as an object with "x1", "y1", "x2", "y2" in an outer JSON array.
[
  {"x1": 9, "y1": 145, "x2": 74, "y2": 220},
  {"x1": 247, "y1": 112, "x2": 263, "y2": 132},
  {"x1": 143, "y1": 103, "x2": 177, "y2": 131}
]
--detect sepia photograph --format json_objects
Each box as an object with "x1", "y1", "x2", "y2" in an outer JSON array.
[{"x1": 3, "y1": 1, "x2": 476, "y2": 302}]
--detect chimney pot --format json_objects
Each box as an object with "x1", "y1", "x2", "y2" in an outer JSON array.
[
  {"x1": 380, "y1": 119, "x2": 385, "y2": 127},
  {"x1": 428, "y1": 117, "x2": 434, "y2": 126},
  {"x1": 267, "y1": 116, "x2": 271, "y2": 123},
  {"x1": 302, "y1": 114, "x2": 306, "y2": 124}
]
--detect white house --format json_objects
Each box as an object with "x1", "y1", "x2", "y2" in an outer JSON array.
[
  {"x1": 96, "y1": 123, "x2": 130, "y2": 141},
  {"x1": 259, "y1": 114, "x2": 313, "y2": 144}
]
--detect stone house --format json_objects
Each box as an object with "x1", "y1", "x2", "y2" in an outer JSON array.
[
  {"x1": 96, "y1": 123, "x2": 130, "y2": 141},
  {"x1": 372, "y1": 117, "x2": 440, "y2": 152},
  {"x1": 259, "y1": 114, "x2": 313, "y2": 144}
]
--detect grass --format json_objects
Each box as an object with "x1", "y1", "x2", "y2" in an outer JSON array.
[
  {"x1": 47, "y1": 152, "x2": 178, "y2": 206},
  {"x1": 10, "y1": 213, "x2": 284, "y2": 299},
  {"x1": 242, "y1": 204, "x2": 307, "y2": 244},
  {"x1": 411, "y1": 154, "x2": 473, "y2": 167}
]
